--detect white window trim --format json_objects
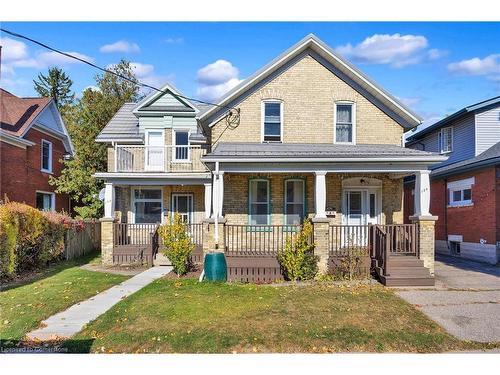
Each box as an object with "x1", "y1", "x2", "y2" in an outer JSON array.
[
  {"x1": 248, "y1": 178, "x2": 271, "y2": 225},
  {"x1": 144, "y1": 129, "x2": 165, "y2": 171},
  {"x1": 334, "y1": 101, "x2": 356, "y2": 145},
  {"x1": 439, "y1": 126, "x2": 453, "y2": 154},
  {"x1": 40, "y1": 139, "x2": 53, "y2": 173},
  {"x1": 171, "y1": 193, "x2": 194, "y2": 223},
  {"x1": 284, "y1": 179, "x2": 305, "y2": 225},
  {"x1": 131, "y1": 187, "x2": 164, "y2": 224},
  {"x1": 172, "y1": 128, "x2": 191, "y2": 163},
  {"x1": 261, "y1": 100, "x2": 284, "y2": 143},
  {"x1": 36, "y1": 190, "x2": 55, "y2": 211},
  {"x1": 447, "y1": 177, "x2": 474, "y2": 207}
]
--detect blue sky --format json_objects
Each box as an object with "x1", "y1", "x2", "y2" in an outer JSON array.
[{"x1": 1, "y1": 22, "x2": 499, "y2": 130}]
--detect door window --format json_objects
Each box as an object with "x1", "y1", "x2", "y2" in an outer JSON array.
[
  {"x1": 172, "y1": 194, "x2": 193, "y2": 223},
  {"x1": 146, "y1": 131, "x2": 164, "y2": 170}
]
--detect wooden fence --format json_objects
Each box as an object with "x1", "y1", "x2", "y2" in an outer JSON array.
[{"x1": 64, "y1": 220, "x2": 101, "y2": 260}]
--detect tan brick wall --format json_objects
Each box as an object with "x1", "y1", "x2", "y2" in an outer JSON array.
[
  {"x1": 211, "y1": 54, "x2": 403, "y2": 146},
  {"x1": 411, "y1": 218, "x2": 436, "y2": 275},
  {"x1": 100, "y1": 219, "x2": 114, "y2": 265},
  {"x1": 107, "y1": 148, "x2": 115, "y2": 172}
]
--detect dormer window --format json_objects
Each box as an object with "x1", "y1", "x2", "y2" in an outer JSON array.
[
  {"x1": 334, "y1": 102, "x2": 356, "y2": 144},
  {"x1": 262, "y1": 100, "x2": 283, "y2": 142},
  {"x1": 439, "y1": 127, "x2": 453, "y2": 154}
]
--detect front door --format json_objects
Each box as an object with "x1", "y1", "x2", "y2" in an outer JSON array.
[
  {"x1": 171, "y1": 194, "x2": 193, "y2": 224},
  {"x1": 344, "y1": 190, "x2": 379, "y2": 246},
  {"x1": 146, "y1": 131, "x2": 164, "y2": 171}
]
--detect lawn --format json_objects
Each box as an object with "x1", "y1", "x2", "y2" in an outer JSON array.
[
  {"x1": 0, "y1": 254, "x2": 129, "y2": 345},
  {"x1": 64, "y1": 279, "x2": 499, "y2": 353}
]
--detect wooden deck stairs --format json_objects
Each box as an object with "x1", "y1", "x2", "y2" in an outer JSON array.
[{"x1": 374, "y1": 255, "x2": 434, "y2": 286}]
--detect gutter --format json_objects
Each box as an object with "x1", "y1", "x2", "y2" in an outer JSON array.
[
  {"x1": 431, "y1": 156, "x2": 500, "y2": 179},
  {"x1": 202, "y1": 156, "x2": 448, "y2": 163}
]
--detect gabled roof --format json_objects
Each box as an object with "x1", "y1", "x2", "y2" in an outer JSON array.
[
  {"x1": 406, "y1": 95, "x2": 500, "y2": 144},
  {"x1": 133, "y1": 82, "x2": 198, "y2": 114},
  {"x1": 199, "y1": 34, "x2": 422, "y2": 129}
]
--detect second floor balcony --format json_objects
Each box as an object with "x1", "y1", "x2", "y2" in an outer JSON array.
[{"x1": 111, "y1": 145, "x2": 208, "y2": 173}]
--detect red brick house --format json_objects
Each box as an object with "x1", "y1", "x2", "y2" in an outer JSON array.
[
  {"x1": 405, "y1": 96, "x2": 500, "y2": 264},
  {"x1": 0, "y1": 88, "x2": 74, "y2": 212}
]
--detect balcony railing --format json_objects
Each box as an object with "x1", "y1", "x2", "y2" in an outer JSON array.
[{"x1": 114, "y1": 145, "x2": 208, "y2": 173}]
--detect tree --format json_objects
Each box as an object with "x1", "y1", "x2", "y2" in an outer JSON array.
[
  {"x1": 33, "y1": 67, "x2": 75, "y2": 115},
  {"x1": 50, "y1": 60, "x2": 140, "y2": 218}
]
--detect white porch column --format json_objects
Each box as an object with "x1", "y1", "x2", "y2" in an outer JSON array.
[
  {"x1": 211, "y1": 173, "x2": 219, "y2": 219},
  {"x1": 314, "y1": 171, "x2": 327, "y2": 219},
  {"x1": 204, "y1": 182, "x2": 212, "y2": 219},
  {"x1": 217, "y1": 171, "x2": 224, "y2": 218},
  {"x1": 103, "y1": 182, "x2": 115, "y2": 219},
  {"x1": 414, "y1": 170, "x2": 431, "y2": 216}
]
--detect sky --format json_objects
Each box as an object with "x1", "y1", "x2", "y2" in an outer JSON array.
[{"x1": 1, "y1": 22, "x2": 499, "y2": 132}]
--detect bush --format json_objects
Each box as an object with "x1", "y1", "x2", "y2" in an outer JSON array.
[
  {"x1": 157, "y1": 213, "x2": 194, "y2": 276},
  {"x1": 277, "y1": 220, "x2": 318, "y2": 281}
]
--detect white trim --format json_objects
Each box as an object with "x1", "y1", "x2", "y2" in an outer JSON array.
[
  {"x1": 248, "y1": 178, "x2": 271, "y2": 225},
  {"x1": 439, "y1": 126, "x2": 453, "y2": 154},
  {"x1": 261, "y1": 100, "x2": 284, "y2": 143},
  {"x1": 132, "y1": 82, "x2": 199, "y2": 114},
  {"x1": 40, "y1": 139, "x2": 53, "y2": 173},
  {"x1": 172, "y1": 128, "x2": 191, "y2": 162},
  {"x1": 0, "y1": 130, "x2": 35, "y2": 148},
  {"x1": 284, "y1": 178, "x2": 306, "y2": 225},
  {"x1": 447, "y1": 177, "x2": 475, "y2": 207},
  {"x1": 144, "y1": 129, "x2": 165, "y2": 171},
  {"x1": 35, "y1": 190, "x2": 56, "y2": 211},
  {"x1": 131, "y1": 187, "x2": 164, "y2": 224},
  {"x1": 334, "y1": 101, "x2": 356, "y2": 145},
  {"x1": 447, "y1": 177, "x2": 475, "y2": 190},
  {"x1": 171, "y1": 193, "x2": 194, "y2": 224}
]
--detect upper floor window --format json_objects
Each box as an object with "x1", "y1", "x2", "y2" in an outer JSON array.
[
  {"x1": 439, "y1": 127, "x2": 453, "y2": 154},
  {"x1": 334, "y1": 102, "x2": 356, "y2": 144},
  {"x1": 174, "y1": 130, "x2": 190, "y2": 161},
  {"x1": 447, "y1": 177, "x2": 474, "y2": 207},
  {"x1": 262, "y1": 101, "x2": 282, "y2": 143},
  {"x1": 41, "y1": 140, "x2": 53, "y2": 173}
]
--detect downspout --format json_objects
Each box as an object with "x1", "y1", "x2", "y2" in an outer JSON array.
[{"x1": 444, "y1": 178, "x2": 448, "y2": 246}]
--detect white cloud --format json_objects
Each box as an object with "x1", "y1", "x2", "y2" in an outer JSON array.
[
  {"x1": 427, "y1": 48, "x2": 447, "y2": 60},
  {"x1": 106, "y1": 61, "x2": 173, "y2": 91},
  {"x1": 196, "y1": 60, "x2": 242, "y2": 101},
  {"x1": 336, "y1": 34, "x2": 438, "y2": 68},
  {"x1": 130, "y1": 62, "x2": 155, "y2": 77},
  {"x1": 164, "y1": 37, "x2": 184, "y2": 44},
  {"x1": 99, "y1": 40, "x2": 140, "y2": 54},
  {"x1": 0, "y1": 37, "x2": 29, "y2": 61},
  {"x1": 447, "y1": 54, "x2": 500, "y2": 81}
]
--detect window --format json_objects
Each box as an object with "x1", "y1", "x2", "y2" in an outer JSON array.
[
  {"x1": 285, "y1": 179, "x2": 305, "y2": 225},
  {"x1": 335, "y1": 103, "x2": 355, "y2": 144},
  {"x1": 249, "y1": 179, "x2": 270, "y2": 225},
  {"x1": 448, "y1": 177, "x2": 474, "y2": 207},
  {"x1": 369, "y1": 193, "x2": 376, "y2": 219},
  {"x1": 171, "y1": 193, "x2": 193, "y2": 224},
  {"x1": 439, "y1": 127, "x2": 453, "y2": 153},
  {"x1": 41, "y1": 140, "x2": 52, "y2": 172},
  {"x1": 36, "y1": 192, "x2": 55, "y2": 211},
  {"x1": 145, "y1": 130, "x2": 164, "y2": 171},
  {"x1": 262, "y1": 101, "x2": 282, "y2": 142},
  {"x1": 174, "y1": 130, "x2": 189, "y2": 161},
  {"x1": 450, "y1": 241, "x2": 461, "y2": 255},
  {"x1": 133, "y1": 188, "x2": 162, "y2": 223}
]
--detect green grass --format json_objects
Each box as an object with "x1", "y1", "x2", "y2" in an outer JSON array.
[
  {"x1": 0, "y1": 253, "x2": 129, "y2": 343},
  {"x1": 64, "y1": 279, "x2": 500, "y2": 353}
]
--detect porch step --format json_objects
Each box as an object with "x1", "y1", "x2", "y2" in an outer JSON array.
[
  {"x1": 153, "y1": 253, "x2": 171, "y2": 266},
  {"x1": 388, "y1": 256, "x2": 424, "y2": 267},
  {"x1": 386, "y1": 267, "x2": 432, "y2": 278},
  {"x1": 375, "y1": 257, "x2": 434, "y2": 286},
  {"x1": 379, "y1": 274, "x2": 435, "y2": 287}
]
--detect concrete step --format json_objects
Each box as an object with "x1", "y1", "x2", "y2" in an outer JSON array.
[{"x1": 153, "y1": 253, "x2": 171, "y2": 266}]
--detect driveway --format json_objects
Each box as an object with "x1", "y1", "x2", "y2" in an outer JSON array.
[{"x1": 396, "y1": 255, "x2": 500, "y2": 343}]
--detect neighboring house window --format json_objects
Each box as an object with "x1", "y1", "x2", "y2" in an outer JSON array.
[
  {"x1": 284, "y1": 179, "x2": 305, "y2": 225},
  {"x1": 174, "y1": 130, "x2": 190, "y2": 161},
  {"x1": 249, "y1": 179, "x2": 270, "y2": 225},
  {"x1": 36, "y1": 191, "x2": 55, "y2": 211},
  {"x1": 447, "y1": 177, "x2": 474, "y2": 207},
  {"x1": 41, "y1": 140, "x2": 53, "y2": 172},
  {"x1": 133, "y1": 188, "x2": 163, "y2": 223},
  {"x1": 334, "y1": 102, "x2": 355, "y2": 144},
  {"x1": 262, "y1": 101, "x2": 282, "y2": 142},
  {"x1": 439, "y1": 127, "x2": 453, "y2": 153}
]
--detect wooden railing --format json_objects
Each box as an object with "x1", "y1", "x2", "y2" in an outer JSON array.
[
  {"x1": 328, "y1": 225, "x2": 370, "y2": 256},
  {"x1": 224, "y1": 224, "x2": 303, "y2": 256},
  {"x1": 114, "y1": 223, "x2": 159, "y2": 246}
]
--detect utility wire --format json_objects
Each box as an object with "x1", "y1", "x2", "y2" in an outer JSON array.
[{"x1": 0, "y1": 28, "x2": 238, "y2": 112}]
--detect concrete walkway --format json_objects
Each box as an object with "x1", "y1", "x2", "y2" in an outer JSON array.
[
  {"x1": 27, "y1": 266, "x2": 172, "y2": 341},
  {"x1": 396, "y1": 255, "x2": 500, "y2": 343}
]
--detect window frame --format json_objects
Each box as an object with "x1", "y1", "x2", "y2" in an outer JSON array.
[
  {"x1": 283, "y1": 178, "x2": 306, "y2": 226},
  {"x1": 172, "y1": 128, "x2": 191, "y2": 163},
  {"x1": 261, "y1": 100, "x2": 283, "y2": 143},
  {"x1": 144, "y1": 129, "x2": 165, "y2": 171},
  {"x1": 40, "y1": 139, "x2": 53, "y2": 173},
  {"x1": 248, "y1": 178, "x2": 271, "y2": 226},
  {"x1": 439, "y1": 126, "x2": 453, "y2": 154},
  {"x1": 36, "y1": 191, "x2": 55, "y2": 211},
  {"x1": 131, "y1": 187, "x2": 164, "y2": 224},
  {"x1": 447, "y1": 177, "x2": 474, "y2": 207},
  {"x1": 334, "y1": 101, "x2": 356, "y2": 145},
  {"x1": 171, "y1": 193, "x2": 194, "y2": 224}
]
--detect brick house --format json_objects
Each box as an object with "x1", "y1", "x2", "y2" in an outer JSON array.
[
  {"x1": 0, "y1": 89, "x2": 74, "y2": 212},
  {"x1": 405, "y1": 96, "x2": 500, "y2": 264},
  {"x1": 95, "y1": 35, "x2": 447, "y2": 285}
]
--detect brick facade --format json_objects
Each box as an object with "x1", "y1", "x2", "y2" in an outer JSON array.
[{"x1": 1, "y1": 128, "x2": 69, "y2": 212}]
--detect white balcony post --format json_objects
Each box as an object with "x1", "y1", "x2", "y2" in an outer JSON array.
[
  {"x1": 103, "y1": 182, "x2": 115, "y2": 219},
  {"x1": 204, "y1": 182, "x2": 212, "y2": 219},
  {"x1": 217, "y1": 171, "x2": 224, "y2": 218},
  {"x1": 314, "y1": 171, "x2": 327, "y2": 219},
  {"x1": 414, "y1": 170, "x2": 431, "y2": 216}
]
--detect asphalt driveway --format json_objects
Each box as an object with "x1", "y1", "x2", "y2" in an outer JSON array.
[{"x1": 396, "y1": 255, "x2": 500, "y2": 343}]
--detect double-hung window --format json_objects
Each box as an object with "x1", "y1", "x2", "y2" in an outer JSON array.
[
  {"x1": 133, "y1": 188, "x2": 163, "y2": 223},
  {"x1": 439, "y1": 127, "x2": 453, "y2": 154},
  {"x1": 262, "y1": 101, "x2": 282, "y2": 142},
  {"x1": 41, "y1": 140, "x2": 52, "y2": 173},
  {"x1": 249, "y1": 179, "x2": 270, "y2": 225},
  {"x1": 284, "y1": 179, "x2": 305, "y2": 225},
  {"x1": 335, "y1": 102, "x2": 355, "y2": 144},
  {"x1": 448, "y1": 177, "x2": 474, "y2": 207}
]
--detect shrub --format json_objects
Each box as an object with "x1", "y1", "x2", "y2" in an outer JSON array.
[
  {"x1": 0, "y1": 207, "x2": 18, "y2": 277},
  {"x1": 157, "y1": 213, "x2": 194, "y2": 276},
  {"x1": 277, "y1": 220, "x2": 318, "y2": 281}
]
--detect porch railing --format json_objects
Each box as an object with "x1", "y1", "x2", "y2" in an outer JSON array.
[
  {"x1": 328, "y1": 225, "x2": 371, "y2": 256},
  {"x1": 114, "y1": 145, "x2": 208, "y2": 173},
  {"x1": 224, "y1": 224, "x2": 303, "y2": 256},
  {"x1": 114, "y1": 223, "x2": 159, "y2": 246}
]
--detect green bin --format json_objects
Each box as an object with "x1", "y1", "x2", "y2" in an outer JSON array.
[{"x1": 204, "y1": 252, "x2": 227, "y2": 281}]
